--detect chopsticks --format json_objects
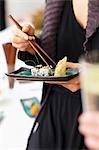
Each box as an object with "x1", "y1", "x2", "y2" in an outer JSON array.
[{"x1": 9, "y1": 15, "x2": 56, "y2": 67}]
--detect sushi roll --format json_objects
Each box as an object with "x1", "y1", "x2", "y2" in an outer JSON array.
[
  {"x1": 31, "y1": 65, "x2": 53, "y2": 76},
  {"x1": 37, "y1": 66, "x2": 52, "y2": 76}
]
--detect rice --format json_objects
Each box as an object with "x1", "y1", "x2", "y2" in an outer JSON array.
[{"x1": 31, "y1": 65, "x2": 53, "y2": 76}]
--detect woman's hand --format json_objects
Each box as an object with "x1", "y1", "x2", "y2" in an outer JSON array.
[
  {"x1": 11, "y1": 24, "x2": 35, "y2": 53},
  {"x1": 60, "y1": 75, "x2": 80, "y2": 92},
  {"x1": 79, "y1": 112, "x2": 99, "y2": 150},
  {"x1": 49, "y1": 62, "x2": 80, "y2": 92}
]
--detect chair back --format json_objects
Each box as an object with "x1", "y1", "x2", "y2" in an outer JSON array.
[{"x1": 3, "y1": 43, "x2": 17, "y2": 88}]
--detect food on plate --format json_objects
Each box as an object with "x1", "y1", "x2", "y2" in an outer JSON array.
[
  {"x1": 54, "y1": 56, "x2": 67, "y2": 77},
  {"x1": 31, "y1": 56, "x2": 67, "y2": 77}
]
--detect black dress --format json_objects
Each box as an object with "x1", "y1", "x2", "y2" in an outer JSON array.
[{"x1": 19, "y1": 1, "x2": 86, "y2": 150}]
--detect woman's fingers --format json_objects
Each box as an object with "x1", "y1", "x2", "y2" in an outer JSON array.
[
  {"x1": 12, "y1": 35, "x2": 27, "y2": 44},
  {"x1": 12, "y1": 42, "x2": 29, "y2": 50},
  {"x1": 67, "y1": 76, "x2": 80, "y2": 84},
  {"x1": 13, "y1": 24, "x2": 35, "y2": 41},
  {"x1": 22, "y1": 24, "x2": 35, "y2": 40},
  {"x1": 66, "y1": 62, "x2": 80, "y2": 68},
  {"x1": 85, "y1": 136, "x2": 99, "y2": 150},
  {"x1": 12, "y1": 34, "x2": 29, "y2": 49},
  {"x1": 22, "y1": 24, "x2": 35, "y2": 36},
  {"x1": 79, "y1": 113, "x2": 99, "y2": 135},
  {"x1": 14, "y1": 28, "x2": 29, "y2": 40},
  {"x1": 11, "y1": 24, "x2": 35, "y2": 50},
  {"x1": 79, "y1": 113, "x2": 99, "y2": 127},
  {"x1": 48, "y1": 82, "x2": 80, "y2": 92}
]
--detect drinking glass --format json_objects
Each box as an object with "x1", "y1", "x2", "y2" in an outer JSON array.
[{"x1": 79, "y1": 50, "x2": 99, "y2": 112}]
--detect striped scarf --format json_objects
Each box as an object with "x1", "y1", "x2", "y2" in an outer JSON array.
[
  {"x1": 87, "y1": 0, "x2": 99, "y2": 38},
  {"x1": 41, "y1": 0, "x2": 65, "y2": 61},
  {"x1": 84, "y1": 0, "x2": 99, "y2": 52}
]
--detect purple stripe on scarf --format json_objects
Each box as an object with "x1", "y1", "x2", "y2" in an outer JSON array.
[
  {"x1": 86, "y1": 0, "x2": 99, "y2": 38},
  {"x1": 41, "y1": 0, "x2": 65, "y2": 60}
]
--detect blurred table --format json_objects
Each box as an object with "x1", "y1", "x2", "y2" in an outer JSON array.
[{"x1": 0, "y1": 81, "x2": 43, "y2": 150}]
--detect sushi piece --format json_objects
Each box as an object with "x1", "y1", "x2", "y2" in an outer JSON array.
[
  {"x1": 54, "y1": 56, "x2": 67, "y2": 77},
  {"x1": 37, "y1": 66, "x2": 51, "y2": 76},
  {"x1": 31, "y1": 65, "x2": 53, "y2": 76},
  {"x1": 31, "y1": 66, "x2": 38, "y2": 76}
]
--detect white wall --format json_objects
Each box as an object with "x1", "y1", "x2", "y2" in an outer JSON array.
[{"x1": 5, "y1": 0, "x2": 45, "y2": 26}]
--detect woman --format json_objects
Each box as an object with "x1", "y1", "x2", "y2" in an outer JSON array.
[{"x1": 11, "y1": 0, "x2": 99, "y2": 149}]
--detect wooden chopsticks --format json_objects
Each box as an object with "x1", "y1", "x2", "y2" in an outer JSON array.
[{"x1": 9, "y1": 15, "x2": 56, "y2": 67}]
